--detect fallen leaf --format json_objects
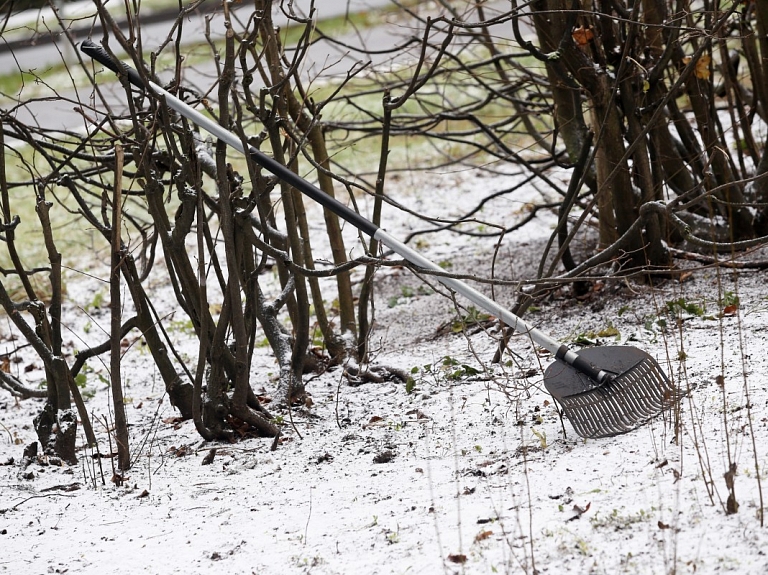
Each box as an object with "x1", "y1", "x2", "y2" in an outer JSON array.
[
  {"x1": 658, "y1": 520, "x2": 670, "y2": 529},
  {"x1": 137, "y1": 489, "x2": 149, "y2": 499},
  {"x1": 373, "y1": 450, "x2": 395, "y2": 464},
  {"x1": 567, "y1": 501, "x2": 591, "y2": 521},
  {"x1": 0, "y1": 356, "x2": 10, "y2": 373},
  {"x1": 723, "y1": 304, "x2": 738, "y2": 315},
  {"x1": 447, "y1": 554, "x2": 467, "y2": 564},
  {"x1": 405, "y1": 408, "x2": 429, "y2": 420},
  {"x1": 474, "y1": 529, "x2": 493, "y2": 542},
  {"x1": 716, "y1": 375, "x2": 725, "y2": 387}
]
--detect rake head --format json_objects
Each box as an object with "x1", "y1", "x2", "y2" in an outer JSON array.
[{"x1": 544, "y1": 346, "x2": 676, "y2": 439}]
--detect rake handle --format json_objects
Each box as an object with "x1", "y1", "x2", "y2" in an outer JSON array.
[
  {"x1": 80, "y1": 40, "x2": 379, "y2": 238},
  {"x1": 80, "y1": 40, "x2": 609, "y2": 383},
  {"x1": 81, "y1": 40, "x2": 144, "y2": 91}
]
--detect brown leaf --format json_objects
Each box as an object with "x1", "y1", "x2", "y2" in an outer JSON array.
[
  {"x1": 447, "y1": 554, "x2": 468, "y2": 564},
  {"x1": 658, "y1": 520, "x2": 670, "y2": 530},
  {"x1": 474, "y1": 529, "x2": 493, "y2": 542},
  {"x1": 677, "y1": 270, "x2": 694, "y2": 283},
  {"x1": 572, "y1": 26, "x2": 594, "y2": 46},
  {"x1": 405, "y1": 408, "x2": 429, "y2": 420},
  {"x1": 373, "y1": 450, "x2": 395, "y2": 464},
  {"x1": 724, "y1": 462, "x2": 737, "y2": 491},
  {"x1": 716, "y1": 375, "x2": 725, "y2": 388},
  {"x1": 695, "y1": 55, "x2": 711, "y2": 79},
  {"x1": 0, "y1": 356, "x2": 10, "y2": 373},
  {"x1": 722, "y1": 304, "x2": 738, "y2": 315},
  {"x1": 567, "y1": 501, "x2": 592, "y2": 521},
  {"x1": 683, "y1": 55, "x2": 711, "y2": 80},
  {"x1": 137, "y1": 489, "x2": 149, "y2": 498}
]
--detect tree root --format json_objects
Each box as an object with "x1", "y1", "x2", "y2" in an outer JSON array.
[{"x1": 344, "y1": 364, "x2": 409, "y2": 386}]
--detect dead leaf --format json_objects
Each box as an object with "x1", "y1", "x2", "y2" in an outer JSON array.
[
  {"x1": 405, "y1": 408, "x2": 429, "y2": 420},
  {"x1": 0, "y1": 356, "x2": 10, "y2": 373},
  {"x1": 724, "y1": 462, "x2": 737, "y2": 491},
  {"x1": 658, "y1": 520, "x2": 670, "y2": 529},
  {"x1": 567, "y1": 501, "x2": 591, "y2": 521},
  {"x1": 716, "y1": 375, "x2": 725, "y2": 388},
  {"x1": 695, "y1": 54, "x2": 711, "y2": 79},
  {"x1": 474, "y1": 529, "x2": 493, "y2": 542},
  {"x1": 572, "y1": 26, "x2": 594, "y2": 46},
  {"x1": 447, "y1": 554, "x2": 467, "y2": 564},
  {"x1": 162, "y1": 416, "x2": 185, "y2": 427},
  {"x1": 373, "y1": 450, "x2": 395, "y2": 464},
  {"x1": 137, "y1": 489, "x2": 149, "y2": 499},
  {"x1": 723, "y1": 304, "x2": 738, "y2": 315},
  {"x1": 168, "y1": 445, "x2": 193, "y2": 457},
  {"x1": 683, "y1": 55, "x2": 711, "y2": 80}
]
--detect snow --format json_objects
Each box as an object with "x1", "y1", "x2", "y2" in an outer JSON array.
[{"x1": 2, "y1": 167, "x2": 768, "y2": 574}]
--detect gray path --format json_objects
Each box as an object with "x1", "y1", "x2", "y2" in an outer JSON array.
[
  {"x1": 2, "y1": 0, "x2": 411, "y2": 131},
  {"x1": 2, "y1": 1, "x2": 518, "y2": 132}
]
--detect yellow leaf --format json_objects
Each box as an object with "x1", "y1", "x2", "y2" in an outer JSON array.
[{"x1": 694, "y1": 54, "x2": 711, "y2": 80}]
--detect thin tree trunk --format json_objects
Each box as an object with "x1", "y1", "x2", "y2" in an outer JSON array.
[{"x1": 110, "y1": 144, "x2": 130, "y2": 471}]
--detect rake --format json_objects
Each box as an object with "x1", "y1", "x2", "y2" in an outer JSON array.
[{"x1": 81, "y1": 40, "x2": 675, "y2": 439}]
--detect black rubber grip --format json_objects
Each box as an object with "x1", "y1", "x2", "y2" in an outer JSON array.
[
  {"x1": 246, "y1": 147, "x2": 380, "y2": 238},
  {"x1": 557, "y1": 344, "x2": 604, "y2": 382},
  {"x1": 80, "y1": 39, "x2": 146, "y2": 91}
]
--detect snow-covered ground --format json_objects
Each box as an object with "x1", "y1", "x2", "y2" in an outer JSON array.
[{"x1": 2, "y1": 167, "x2": 768, "y2": 574}]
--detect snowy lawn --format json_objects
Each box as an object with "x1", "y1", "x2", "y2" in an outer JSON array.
[{"x1": 1, "y1": 169, "x2": 767, "y2": 574}]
